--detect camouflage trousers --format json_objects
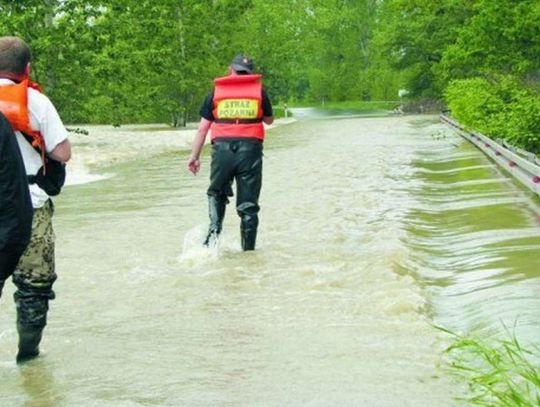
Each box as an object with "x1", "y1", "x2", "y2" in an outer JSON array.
[{"x1": 12, "y1": 200, "x2": 57, "y2": 327}]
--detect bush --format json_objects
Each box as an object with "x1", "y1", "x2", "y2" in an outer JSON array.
[{"x1": 445, "y1": 76, "x2": 540, "y2": 153}]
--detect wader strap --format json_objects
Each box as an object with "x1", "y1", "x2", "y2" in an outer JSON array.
[{"x1": 21, "y1": 131, "x2": 47, "y2": 176}]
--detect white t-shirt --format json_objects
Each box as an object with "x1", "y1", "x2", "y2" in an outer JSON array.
[{"x1": 0, "y1": 79, "x2": 69, "y2": 208}]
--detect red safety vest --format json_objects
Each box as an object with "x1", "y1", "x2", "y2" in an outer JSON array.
[
  {"x1": 211, "y1": 74, "x2": 265, "y2": 141},
  {"x1": 0, "y1": 78, "x2": 45, "y2": 154}
]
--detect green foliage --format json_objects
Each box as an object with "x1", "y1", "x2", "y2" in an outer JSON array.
[
  {"x1": 437, "y1": 0, "x2": 540, "y2": 83},
  {"x1": 370, "y1": 0, "x2": 474, "y2": 98},
  {"x1": 0, "y1": 0, "x2": 538, "y2": 141},
  {"x1": 440, "y1": 327, "x2": 540, "y2": 407},
  {"x1": 304, "y1": 0, "x2": 377, "y2": 102},
  {"x1": 446, "y1": 76, "x2": 540, "y2": 152}
]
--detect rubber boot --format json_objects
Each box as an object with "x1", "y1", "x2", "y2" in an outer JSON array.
[
  {"x1": 240, "y1": 212, "x2": 258, "y2": 251},
  {"x1": 16, "y1": 324, "x2": 43, "y2": 363},
  {"x1": 14, "y1": 288, "x2": 53, "y2": 363},
  {"x1": 241, "y1": 228, "x2": 257, "y2": 251},
  {"x1": 204, "y1": 195, "x2": 227, "y2": 246}
]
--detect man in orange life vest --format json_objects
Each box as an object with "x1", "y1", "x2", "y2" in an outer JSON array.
[
  {"x1": 0, "y1": 36, "x2": 71, "y2": 363},
  {"x1": 188, "y1": 55, "x2": 274, "y2": 250}
]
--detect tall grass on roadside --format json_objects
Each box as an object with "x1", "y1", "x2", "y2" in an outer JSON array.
[{"x1": 439, "y1": 326, "x2": 540, "y2": 406}]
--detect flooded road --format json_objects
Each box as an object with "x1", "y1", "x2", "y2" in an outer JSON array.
[{"x1": 1, "y1": 115, "x2": 539, "y2": 406}]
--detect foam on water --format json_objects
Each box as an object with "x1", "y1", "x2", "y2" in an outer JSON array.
[
  {"x1": 178, "y1": 225, "x2": 244, "y2": 268},
  {"x1": 65, "y1": 161, "x2": 112, "y2": 186}
]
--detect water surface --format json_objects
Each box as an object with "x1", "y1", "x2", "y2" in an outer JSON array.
[{"x1": 1, "y1": 115, "x2": 539, "y2": 406}]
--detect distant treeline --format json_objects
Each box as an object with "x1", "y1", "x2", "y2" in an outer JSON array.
[{"x1": 0, "y1": 1, "x2": 538, "y2": 150}]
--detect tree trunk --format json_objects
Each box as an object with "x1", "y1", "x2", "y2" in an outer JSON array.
[{"x1": 43, "y1": 0, "x2": 56, "y2": 91}]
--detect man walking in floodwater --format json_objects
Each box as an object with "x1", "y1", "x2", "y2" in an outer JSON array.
[
  {"x1": 187, "y1": 54, "x2": 274, "y2": 250},
  {"x1": 0, "y1": 36, "x2": 71, "y2": 363},
  {"x1": 0, "y1": 112, "x2": 33, "y2": 289}
]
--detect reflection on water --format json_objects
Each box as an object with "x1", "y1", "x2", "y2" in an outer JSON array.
[
  {"x1": 19, "y1": 361, "x2": 64, "y2": 407},
  {"x1": 0, "y1": 359, "x2": 63, "y2": 407},
  {"x1": 405, "y1": 121, "x2": 540, "y2": 345},
  {"x1": 1, "y1": 115, "x2": 538, "y2": 405}
]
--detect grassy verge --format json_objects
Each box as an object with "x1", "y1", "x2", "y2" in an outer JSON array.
[
  {"x1": 272, "y1": 106, "x2": 292, "y2": 119},
  {"x1": 439, "y1": 326, "x2": 540, "y2": 406},
  {"x1": 287, "y1": 100, "x2": 400, "y2": 111}
]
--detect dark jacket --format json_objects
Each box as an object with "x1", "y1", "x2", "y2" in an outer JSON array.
[{"x1": 0, "y1": 112, "x2": 32, "y2": 278}]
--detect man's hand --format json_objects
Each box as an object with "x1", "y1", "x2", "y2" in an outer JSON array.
[
  {"x1": 187, "y1": 118, "x2": 211, "y2": 175},
  {"x1": 187, "y1": 156, "x2": 200, "y2": 175}
]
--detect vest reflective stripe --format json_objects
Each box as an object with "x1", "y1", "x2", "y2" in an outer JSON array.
[
  {"x1": 0, "y1": 79, "x2": 44, "y2": 150},
  {"x1": 211, "y1": 74, "x2": 265, "y2": 141}
]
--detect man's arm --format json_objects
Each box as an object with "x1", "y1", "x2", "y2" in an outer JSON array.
[
  {"x1": 48, "y1": 139, "x2": 71, "y2": 163},
  {"x1": 40, "y1": 95, "x2": 71, "y2": 162},
  {"x1": 187, "y1": 118, "x2": 212, "y2": 175},
  {"x1": 262, "y1": 89, "x2": 274, "y2": 125}
]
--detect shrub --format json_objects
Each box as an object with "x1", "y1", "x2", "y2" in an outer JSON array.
[{"x1": 445, "y1": 76, "x2": 540, "y2": 153}]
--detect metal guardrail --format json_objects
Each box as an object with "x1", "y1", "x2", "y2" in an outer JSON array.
[
  {"x1": 497, "y1": 139, "x2": 540, "y2": 167},
  {"x1": 441, "y1": 114, "x2": 540, "y2": 196}
]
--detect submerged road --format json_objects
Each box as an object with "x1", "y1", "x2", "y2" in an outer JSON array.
[{"x1": 1, "y1": 114, "x2": 539, "y2": 406}]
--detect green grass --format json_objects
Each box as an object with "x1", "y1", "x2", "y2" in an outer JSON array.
[
  {"x1": 287, "y1": 99, "x2": 401, "y2": 111},
  {"x1": 272, "y1": 106, "x2": 292, "y2": 119},
  {"x1": 438, "y1": 326, "x2": 540, "y2": 406}
]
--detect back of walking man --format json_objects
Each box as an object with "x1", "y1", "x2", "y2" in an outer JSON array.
[
  {"x1": 0, "y1": 112, "x2": 33, "y2": 287},
  {"x1": 0, "y1": 36, "x2": 71, "y2": 363},
  {"x1": 188, "y1": 54, "x2": 274, "y2": 250}
]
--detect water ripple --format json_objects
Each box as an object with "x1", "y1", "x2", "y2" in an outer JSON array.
[{"x1": 402, "y1": 127, "x2": 540, "y2": 344}]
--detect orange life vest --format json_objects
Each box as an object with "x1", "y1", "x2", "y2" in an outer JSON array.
[
  {"x1": 0, "y1": 78, "x2": 45, "y2": 154},
  {"x1": 211, "y1": 74, "x2": 265, "y2": 141}
]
